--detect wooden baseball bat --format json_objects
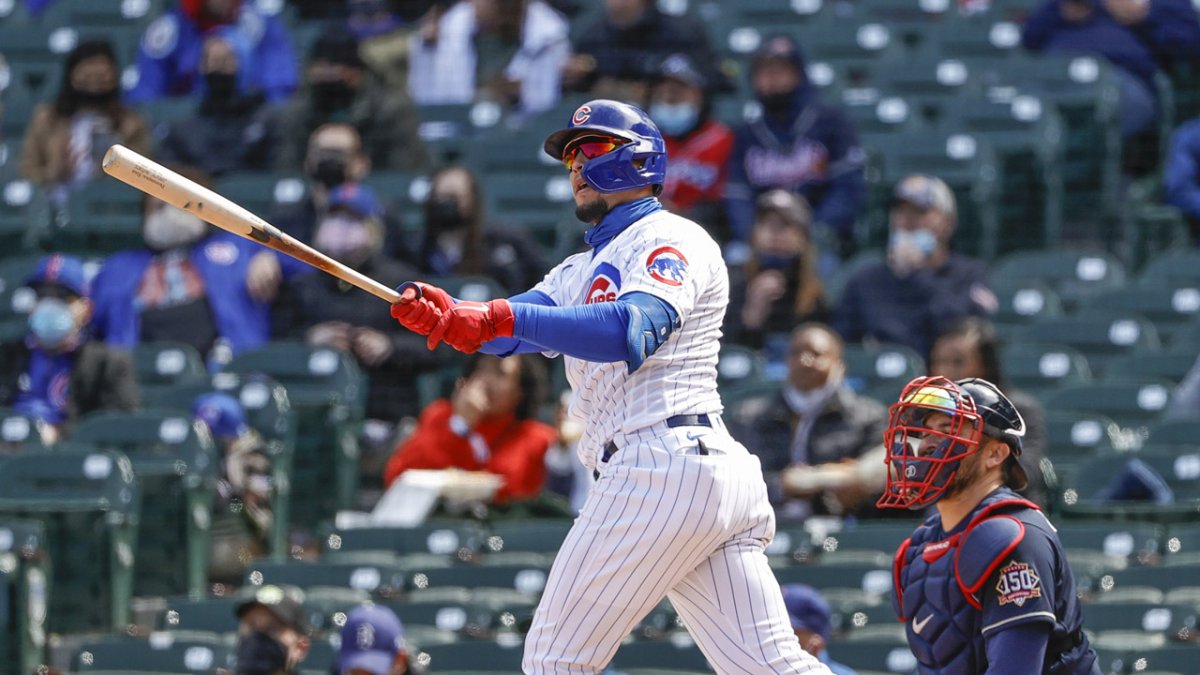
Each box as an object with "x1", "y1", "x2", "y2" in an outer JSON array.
[{"x1": 101, "y1": 144, "x2": 405, "y2": 304}]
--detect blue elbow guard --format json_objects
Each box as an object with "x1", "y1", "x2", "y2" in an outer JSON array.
[{"x1": 622, "y1": 292, "x2": 681, "y2": 373}]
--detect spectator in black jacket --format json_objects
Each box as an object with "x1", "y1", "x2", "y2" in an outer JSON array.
[
  {"x1": 833, "y1": 174, "x2": 997, "y2": 358},
  {"x1": 417, "y1": 165, "x2": 547, "y2": 295},
  {"x1": 563, "y1": 0, "x2": 721, "y2": 102},
  {"x1": 730, "y1": 323, "x2": 886, "y2": 522},
  {"x1": 272, "y1": 183, "x2": 440, "y2": 423},
  {"x1": 156, "y1": 28, "x2": 272, "y2": 176},
  {"x1": 724, "y1": 34, "x2": 866, "y2": 261},
  {"x1": 0, "y1": 254, "x2": 138, "y2": 444}
]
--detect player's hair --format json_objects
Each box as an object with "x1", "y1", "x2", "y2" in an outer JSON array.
[
  {"x1": 461, "y1": 353, "x2": 549, "y2": 422},
  {"x1": 420, "y1": 165, "x2": 486, "y2": 276},
  {"x1": 934, "y1": 317, "x2": 1007, "y2": 389}
]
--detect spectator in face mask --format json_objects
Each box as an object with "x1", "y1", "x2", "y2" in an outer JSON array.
[
  {"x1": 233, "y1": 584, "x2": 310, "y2": 675},
  {"x1": 20, "y1": 40, "x2": 151, "y2": 201},
  {"x1": 418, "y1": 165, "x2": 546, "y2": 295},
  {"x1": 193, "y1": 391, "x2": 275, "y2": 584},
  {"x1": 270, "y1": 28, "x2": 428, "y2": 173},
  {"x1": 90, "y1": 166, "x2": 310, "y2": 368},
  {"x1": 156, "y1": 29, "x2": 273, "y2": 176},
  {"x1": 648, "y1": 53, "x2": 734, "y2": 235},
  {"x1": 0, "y1": 254, "x2": 139, "y2": 444},
  {"x1": 273, "y1": 184, "x2": 442, "y2": 424},
  {"x1": 729, "y1": 323, "x2": 886, "y2": 522},
  {"x1": 726, "y1": 190, "x2": 828, "y2": 350},
  {"x1": 724, "y1": 34, "x2": 866, "y2": 259},
  {"x1": 833, "y1": 174, "x2": 997, "y2": 358}
]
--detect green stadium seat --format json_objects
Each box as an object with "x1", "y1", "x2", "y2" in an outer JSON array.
[
  {"x1": 131, "y1": 341, "x2": 207, "y2": 391},
  {"x1": 1018, "y1": 315, "x2": 1160, "y2": 366},
  {"x1": 63, "y1": 179, "x2": 145, "y2": 254},
  {"x1": 0, "y1": 449, "x2": 139, "y2": 633},
  {"x1": 1101, "y1": 353, "x2": 1198, "y2": 384},
  {"x1": 826, "y1": 638, "x2": 918, "y2": 674},
  {"x1": 1125, "y1": 645, "x2": 1200, "y2": 675},
  {"x1": 432, "y1": 275, "x2": 509, "y2": 304},
  {"x1": 717, "y1": 344, "x2": 766, "y2": 387},
  {"x1": 816, "y1": 522, "x2": 920, "y2": 565},
  {"x1": 1138, "y1": 250, "x2": 1200, "y2": 289},
  {"x1": 1042, "y1": 411, "x2": 1123, "y2": 474},
  {"x1": 843, "y1": 342, "x2": 925, "y2": 396},
  {"x1": 0, "y1": 189, "x2": 40, "y2": 263},
  {"x1": 773, "y1": 563, "x2": 893, "y2": 611},
  {"x1": 408, "y1": 563, "x2": 551, "y2": 597},
  {"x1": 922, "y1": 15, "x2": 1026, "y2": 62},
  {"x1": 1147, "y1": 419, "x2": 1200, "y2": 451},
  {"x1": 0, "y1": 407, "x2": 47, "y2": 451},
  {"x1": 1081, "y1": 602, "x2": 1197, "y2": 640},
  {"x1": 1096, "y1": 565, "x2": 1200, "y2": 606},
  {"x1": 72, "y1": 410, "x2": 218, "y2": 597},
  {"x1": 1044, "y1": 379, "x2": 1173, "y2": 429},
  {"x1": 323, "y1": 522, "x2": 486, "y2": 557},
  {"x1": 215, "y1": 172, "x2": 308, "y2": 220},
  {"x1": 73, "y1": 632, "x2": 235, "y2": 673},
  {"x1": 867, "y1": 58, "x2": 981, "y2": 114},
  {"x1": 1163, "y1": 525, "x2": 1200, "y2": 566},
  {"x1": 1058, "y1": 449, "x2": 1200, "y2": 522},
  {"x1": 839, "y1": 602, "x2": 905, "y2": 642},
  {"x1": 795, "y1": 17, "x2": 909, "y2": 76},
  {"x1": 1083, "y1": 285, "x2": 1200, "y2": 335},
  {"x1": 1055, "y1": 522, "x2": 1161, "y2": 575},
  {"x1": 245, "y1": 559, "x2": 408, "y2": 596},
  {"x1": 224, "y1": 342, "x2": 366, "y2": 527},
  {"x1": 992, "y1": 250, "x2": 1126, "y2": 311},
  {"x1": 159, "y1": 595, "x2": 240, "y2": 634},
  {"x1": 484, "y1": 520, "x2": 573, "y2": 556},
  {"x1": 838, "y1": 90, "x2": 926, "y2": 136},
  {"x1": 611, "y1": 637, "x2": 711, "y2": 672},
  {"x1": 414, "y1": 639, "x2": 526, "y2": 673},
  {"x1": 0, "y1": 518, "x2": 48, "y2": 673},
  {"x1": 1000, "y1": 343, "x2": 1093, "y2": 400}
]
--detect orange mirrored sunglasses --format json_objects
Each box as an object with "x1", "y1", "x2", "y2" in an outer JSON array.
[{"x1": 562, "y1": 135, "x2": 628, "y2": 170}]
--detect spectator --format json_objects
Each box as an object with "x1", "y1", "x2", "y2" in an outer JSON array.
[
  {"x1": 0, "y1": 255, "x2": 139, "y2": 444},
  {"x1": 1022, "y1": 0, "x2": 1200, "y2": 138},
  {"x1": 273, "y1": 183, "x2": 440, "y2": 422},
  {"x1": 271, "y1": 29, "x2": 428, "y2": 173},
  {"x1": 833, "y1": 174, "x2": 997, "y2": 358},
  {"x1": 90, "y1": 167, "x2": 304, "y2": 367},
  {"x1": 351, "y1": 0, "x2": 420, "y2": 91},
  {"x1": 781, "y1": 584, "x2": 858, "y2": 675},
  {"x1": 647, "y1": 53, "x2": 734, "y2": 232},
  {"x1": 1164, "y1": 115, "x2": 1200, "y2": 240},
  {"x1": 155, "y1": 29, "x2": 272, "y2": 176},
  {"x1": 234, "y1": 584, "x2": 310, "y2": 675},
  {"x1": 730, "y1": 323, "x2": 886, "y2": 522},
  {"x1": 724, "y1": 34, "x2": 865, "y2": 256},
  {"x1": 383, "y1": 353, "x2": 554, "y2": 503},
  {"x1": 127, "y1": 0, "x2": 298, "y2": 104},
  {"x1": 20, "y1": 40, "x2": 151, "y2": 200},
  {"x1": 408, "y1": 0, "x2": 570, "y2": 114},
  {"x1": 564, "y1": 0, "x2": 720, "y2": 101},
  {"x1": 418, "y1": 165, "x2": 547, "y2": 294},
  {"x1": 1166, "y1": 353, "x2": 1200, "y2": 419},
  {"x1": 726, "y1": 190, "x2": 829, "y2": 350},
  {"x1": 543, "y1": 390, "x2": 592, "y2": 514},
  {"x1": 193, "y1": 391, "x2": 274, "y2": 582},
  {"x1": 928, "y1": 317, "x2": 1049, "y2": 509},
  {"x1": 336, "y1": 605, "x2": 409, "y2": 675}
]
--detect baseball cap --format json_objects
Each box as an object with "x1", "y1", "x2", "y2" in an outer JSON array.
[
  {"x1": 310, "y1": 30, "x2": 365, "y2": 68},
  {"x1": 752, "y1": 34, "x2": 807, "y2": 74},
  {"x1": 337, "y1": 605, "x2": 406, "y2": 675},
  {"x1": 26, "y1": 254, "x2": 88, "y2": 298},
  {"x1": 236, "y1": 585, "x2": 308, "y2": 633},
  {"x1": 328, "y1": 183, "x2": 383, "y2": 218},
  {"x1": 892, "y1": 174, "x2": 956, "y2": 218},
  {"x1": 781, "y1": 584, "x2": 832, "y2": 639},
  {"x1": 192, "y1": 392, "x2": 250, "y2": 441},
  {"x1": 755, "y1": 189, "x2": 812, "y2": 232},
  {"x1": 657, "y1": 53, "x2": 708, "y2": 89}
]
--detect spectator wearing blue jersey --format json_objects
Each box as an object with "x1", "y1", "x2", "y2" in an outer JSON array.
[
  {"x1": 1165, "y1": 116, "x2": 1200, "y2": 241},
  {"x1": 724, "y1": 34, "x2": 866, "y2": 260},
  {"x1": 127, "y1": 0, "x2": 298, "y2": 104}
]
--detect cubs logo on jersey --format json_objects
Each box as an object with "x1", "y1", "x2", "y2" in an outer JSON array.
[
  {"x1": 585, "y1": 263, "x2": 621, "y2": 305},
  {"x1": 645, "y1": 246, "x2": 689, "y2": 287}
]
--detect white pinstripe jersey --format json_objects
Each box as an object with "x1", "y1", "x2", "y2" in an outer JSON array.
[{"x1": 533, "y1": 209, "x2": 726, "y2": 470}]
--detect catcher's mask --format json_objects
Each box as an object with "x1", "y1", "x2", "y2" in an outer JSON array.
[{"x1": 877, "y1": 376, "x2": 986, "y2": 510}]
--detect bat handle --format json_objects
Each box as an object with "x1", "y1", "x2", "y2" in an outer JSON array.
[{"x1": 396, "y1": 282, "x2": 423, "y2": 303}]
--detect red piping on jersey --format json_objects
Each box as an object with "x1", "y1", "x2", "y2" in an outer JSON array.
[
  {"x1": 953, "y1": 497, "x2": 1039, "y2": 610},
  {"x1": 892, "y1": 536, "x2": 913, "y2": 622}
]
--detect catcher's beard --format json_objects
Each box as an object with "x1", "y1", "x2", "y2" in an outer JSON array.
[
  {"x1": 939, "y1": 449, "x2": 985, "y2": 502},
  {"x1": 575, "y1": 194, "x2": 610, "y2": 224}
]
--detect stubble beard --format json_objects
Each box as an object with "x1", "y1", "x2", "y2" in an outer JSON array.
[{"x1": 575, "y1": 195, "x2": 609, "y2": 224}]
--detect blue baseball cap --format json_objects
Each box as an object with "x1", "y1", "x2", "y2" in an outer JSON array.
[
  {"x1": 782, "y1": 584, "x2": 832, "y2": 639},
  {"x1": 192, "y1": 392, "x2": 250, "y2": 441},
  {"x1": 328, "y1": 183, "x2": 383, "y2": 218},
  {"x1": 26, "y1": 254, "x2": 88, "y2": 298},
  {"x1": 337, "y1": 605, "x2": 406, "y2": 675}
]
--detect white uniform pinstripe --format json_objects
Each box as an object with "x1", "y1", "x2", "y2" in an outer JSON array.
[{"x1": 522, "y1": 210, "x2": 828, "y2": 674}]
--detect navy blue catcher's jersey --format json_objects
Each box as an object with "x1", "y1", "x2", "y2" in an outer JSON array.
[{"x1": 892, "y1": 488, "x2": 1101, "y2": 674}]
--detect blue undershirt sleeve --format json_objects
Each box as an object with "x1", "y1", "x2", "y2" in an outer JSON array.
[
  {"x1": 984, "y1": 622, "x2": 1049, "y2": 675},
  {"x1": 479, "y1": 290, "x2": 556, "y2": 356}
]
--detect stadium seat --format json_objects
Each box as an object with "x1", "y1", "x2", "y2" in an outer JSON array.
[
  {"x1": 62, "y1": 179, "x2": 145, "y2": 254},
  {"x1": 843, "y1": 342, "x2": 925, "y2": 397},
  {"x1": 1146, "y1": 419, "x2": 1200, "y2": 451},
  {"x1": 484, "y1": 520, "x2": 574, "y2": 557},
  {"x1": 432, "y1": 275, "x2": 510, "y2": 304},
  {"x1": 991, "y1": 250, "x2": 1127, "y2": 311},
  {"x1": 816, "y1": 522, "x2": 919, "y2": 565},
  {"x1": 131, "y1": 341, "x2": 207, "y2": 392},
  {"x1": 1043, "y1": 379, "x2": 1174, "y2": 429},
  {"x1": 1042, "y1": 411, "x2": 1124, "y2": 475},
  {"x1": 1055, "y1": 522, "x2": 1161, "y2": 574},
  {"x1": 839, "y1": 602, "x2": 905, "y2": 643},
  {"x1": 991, "y1": 281, "x2": 1064, "y2": 335},
  {"x1": 224, "y1": 342, "x2": 366, "y2": 527},
  {"x1": 384, "y1": 596, "x2": 492, "y2": 639},
  {"x1": 773, "y1": 563, "x2": 893, "y2": 611},
  {"x1": 826, "y1": 638, "x2": 918, "y2": 674},
  {"x1": 1138, "y1": 249, "x2": 1200, "y2": 289},
  {"x1": 159, "y1": 596, "x2": 240, "y2": 635},
  {"x1": 1058, "y1": 448, "x2": 1200, "y2": 522},
  {"x1": 717, "y1": 344, "x2": 767, "y2": 387},
  {"x1": 1096, "y1": 565, "x2": 1200, "y2": 607},
  {"x1": 72, "y1": 410, "x2": 217, "y2": 597},
  {"x1": 1101, "y1": 353, "x2": 1198, "y2": 384},
  {"x1": 0, "y1": 407, "x2": 48, "y2": 452},
  {"x1": 1081, "y1": 286, "x2": 1200, "y2": 335},
  {"x1": 215, "y1": 172, "x2": 307, "y2": 219},
  {"x1": 1126, "y1": 645, "x2": 1200, "y2": 675},
  {"x1": 0, "y1": 518, "x2": 48, "y2": 673},
  {"x1": 1163, "y1": 524, "x2": 1200, "y2": 566},
  {"x1": 1000, "y1": 343, "x2": 1093, "y2": 400},
  {"x1": 408, "y1": 563, "x2": 551, "y2": 598},
  {"x1": 0, "y1": 449, "x2": 139, "y2": 633},
  {"x1": 1081, "y1": 602, "x2": 1197, "y2": 642},
  {"x1": 323, "y1": 522, "x2": 486, "y2": 558},
  {"x1": 245, "y1": 559, "x2": 408, "y2": 596},
  {"x1": 0, "y1": 178, "x2": 40, "y2": 256},
  {"x1": 73, "y1": 632, "x2": 235, "y2": 673},
  {"x1": 922, "y1": 14, "x2": 1026, "y2": 62},
  {"x1": 413, "y1": 639, "x2": 526, "y2": 673},
  {"x1": 838, "y1": 90, "x2": 926, "y2": 136},
  {"x1": 1017, "y1": 314, "x2": 1160, "y2": 367},
  {"x1": 0, "y1": 255, "x2": 46, "y2": 326}
]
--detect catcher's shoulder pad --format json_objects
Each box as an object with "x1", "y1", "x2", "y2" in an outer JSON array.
[{"x1": 955, "y1": 514, "x2": 1026, "y2": 597}]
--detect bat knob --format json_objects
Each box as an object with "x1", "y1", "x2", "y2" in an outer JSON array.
[{"x1": 396, "y1": 282, "x2": 422, "y2": 303}]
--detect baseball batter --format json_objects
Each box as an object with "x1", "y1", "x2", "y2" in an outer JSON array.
[
  {"x1": 391, "y1": 100, "x2": 827, "y2": 674},
  {"x1": 878, "y1": 376, "x2": 1101, "y2": 674}
]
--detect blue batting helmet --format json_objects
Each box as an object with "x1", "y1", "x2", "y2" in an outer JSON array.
[{"x1": 543, "y1": 99, "x2": 667, "y2": 194}]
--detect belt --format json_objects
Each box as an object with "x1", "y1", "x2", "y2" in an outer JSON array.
[{"x1": 594, "y1": 413, "x2": 718, "y2": 478}]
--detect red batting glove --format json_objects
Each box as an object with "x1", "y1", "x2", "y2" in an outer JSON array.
[
  {"x1": 426, "y1": 299, "x2": 515, "y2": 353},
  {"x1": 390, "y1": 282, "x2": 455, "y2": 336}
]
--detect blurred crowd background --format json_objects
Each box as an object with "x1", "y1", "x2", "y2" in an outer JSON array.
[{"x1": 2, "y1": 0, "x2": 1200, "y2": 673}]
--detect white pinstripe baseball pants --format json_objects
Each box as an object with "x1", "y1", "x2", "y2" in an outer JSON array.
[{"x1": 522, "y1": 420, "x2": 830, "y2": 674}]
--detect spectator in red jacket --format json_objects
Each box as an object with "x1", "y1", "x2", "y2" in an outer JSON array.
[
  {"x1": 648, "y1": 53, "x2": 735, "y2": 239},
  {"x1": 384, "y1": 353, "x2": 553, "y2": 502}
]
